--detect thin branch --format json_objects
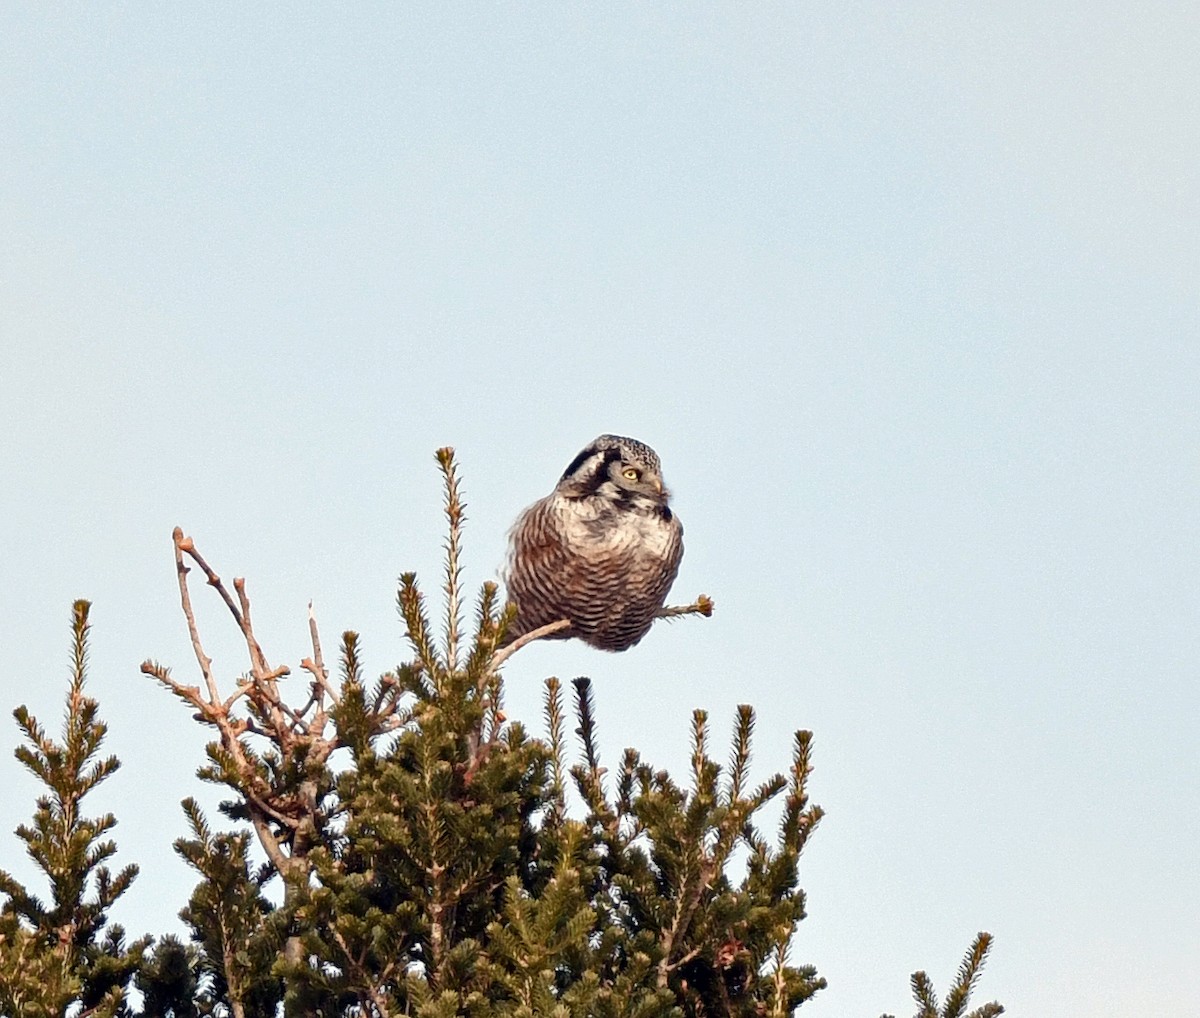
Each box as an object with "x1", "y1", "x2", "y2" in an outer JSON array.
[
  {"x1": 227, "y1": 670, "x2": 303, "y2": 730},
  {"x1": 175, "y1": 529, "x2": 244, "y2": 622},
  {"x1": 662, "y1": 946, "x2": 702, "y2": 978},
  {"x1": 771, "y1": 940, "x2": 791, "y2": 1018},
  {"x1": 240, "y1": 788, "x2": 302, "y2": 832},
  {"x1": 247, "y1": 810, "x2": 293, "y2": 876},
  {"x1": 301, "y1": 600, "x2": 339, "y2": 708},
  {"x1": 173, "y1": 528, "x2": 222, "y2": 706},
  {"x1": 657, "y1": 853, "x2": 715, "y2": 988},
  {"x1": 233, "y1": 578, "x2": 262, "y2": 668},
  {"x1": 655, "y1": 593, "x2": 715, "y2": 620},
  {"x1": 175, "y1": 528, "x2": 294, "y2": 737},
  {"x1": 488, "y1": 618, "x2": 572, "y2": 670},
  {"x1": 231, "y1": 576, "x2": 291, "y2": 735},
  {"x1": 330, "y1": 925, "x2": 394, "y2": 1018}
]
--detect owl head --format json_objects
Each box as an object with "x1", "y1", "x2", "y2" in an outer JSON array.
[{"x1": 556, "y1": 434, "x2": 670, "y2": 507}]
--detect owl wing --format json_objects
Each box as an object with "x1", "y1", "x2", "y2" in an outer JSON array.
[{"x1": 503, "y1": 496, "x2": 584, "y2": 640}]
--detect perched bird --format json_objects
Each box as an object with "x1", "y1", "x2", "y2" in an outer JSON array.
[{"x1": 502, "y1": 434, "x2": 684, "y2": 651}]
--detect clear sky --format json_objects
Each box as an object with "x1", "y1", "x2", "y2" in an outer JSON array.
[{"x1": 2, "y1": 5, "x2": 1197, "y2": 1015}]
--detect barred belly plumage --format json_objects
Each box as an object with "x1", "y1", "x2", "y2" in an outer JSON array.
[{"x1": 502, "y1": 435, "x2": 685, "y2": 652}]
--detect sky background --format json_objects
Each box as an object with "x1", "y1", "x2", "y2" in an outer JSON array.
[{"x1": 2, "y1": 4, "x2": 1197, "y2": 1015}]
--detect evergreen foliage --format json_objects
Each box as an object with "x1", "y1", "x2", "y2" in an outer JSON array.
[
  {"x1": 0, "y1": 600, "x2": 145, "y2": 1017},
  {"x1": 879, "y1": 933, "x2": 1003, "y2": 1018},
  {"x1": 1, "y1": 451, "x2": 1004, "y2": 1017},
  {"x1": 174, "y1": 801, "x2": 283, "y2": 1016},
  {"x1": 133, "y1": 935, "x2": 201, "y2": 1018}
]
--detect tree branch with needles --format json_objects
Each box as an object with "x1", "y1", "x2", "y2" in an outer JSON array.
[
  {"x1": 143, "y1": 452, "x2": 715, "y2": 866},
  {"x1": 141, "y1": 447, "x2": 717, "y2": 1006}
]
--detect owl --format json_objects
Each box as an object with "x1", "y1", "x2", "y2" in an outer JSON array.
[{"x1": 502, "y1": 434, "x2": 685, "y2": 652}]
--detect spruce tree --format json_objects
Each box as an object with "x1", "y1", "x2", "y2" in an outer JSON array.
[
  {"x1": 0, "y1": 601, "x2": 145, "y2": 1017},
  {"x1": 137, "y1": 448, "x2": 1002, "y2": 1016},
  {"x1": 879, "y1": 933, "x2": 1003, "y2": 1018},
  {"x1": 2, "y1": 450, "x2": 1004, "y2": 1017}
]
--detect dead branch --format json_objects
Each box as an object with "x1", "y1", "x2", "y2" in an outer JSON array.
[
  {"x1": 147, "y1": 528, "x2": 345, "y2": 887},
  {"x1": 171, "y1": 527, "x2": 222, "y2": 706},
  {"x1": 301, "y1": 600, "x2": 339, "y2": 708}
]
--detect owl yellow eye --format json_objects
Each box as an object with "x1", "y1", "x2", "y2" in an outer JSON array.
[{"x1": 622, "y1": 468, "x2": 640, "y2": 481}]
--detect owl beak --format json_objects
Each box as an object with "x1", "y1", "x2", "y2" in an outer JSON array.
[{"x1": 652, "y1": 476, "x2": 665, "y2": 496}]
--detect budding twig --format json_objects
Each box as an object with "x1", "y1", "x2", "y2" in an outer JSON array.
[{"x1": 655, "y1": 594, "x2": 715, "y2": 620}]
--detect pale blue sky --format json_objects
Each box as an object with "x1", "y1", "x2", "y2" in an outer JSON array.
[{"x1": 2, "y1": 5, "x2": 1197, "y2": 1015}]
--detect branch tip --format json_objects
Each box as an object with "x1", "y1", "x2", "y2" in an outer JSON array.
[{"x1": 655, "y1": 594, "x2": 715, "y2": 621}]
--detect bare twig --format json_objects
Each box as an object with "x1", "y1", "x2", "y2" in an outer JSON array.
[
  {"x1": 301, "y1": 600, "x2": 339, "y2": 709},
  {"x1": 149, "y1": 527, "x2": 345, "y2": 891},
  {"x1": 230, "y1": 576, "x2": 291, "y2": 736},
  {"x1": 173, "y1": 528, "x2": 295, "y2": 732},
  {"x1": 172, "y1": 527, "x2": 223, "y2": 706},
  {"x1": 176, "y1": 529, "x2": 243, "y2": 626},
  {"x1": 483, "y1": 593, "x2": 711, "y2": 674},
  {"x1": 488, "y1": 618, "x2": 572, "y2": 670}
]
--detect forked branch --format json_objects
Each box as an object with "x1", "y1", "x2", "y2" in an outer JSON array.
[{"x1": 143, "y1": 528, "x2": 410, "y2": 885}]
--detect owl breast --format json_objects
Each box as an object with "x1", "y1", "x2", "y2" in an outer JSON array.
[{"x1": 504, "y1": 492, "x2": 684, "y2": 652}]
